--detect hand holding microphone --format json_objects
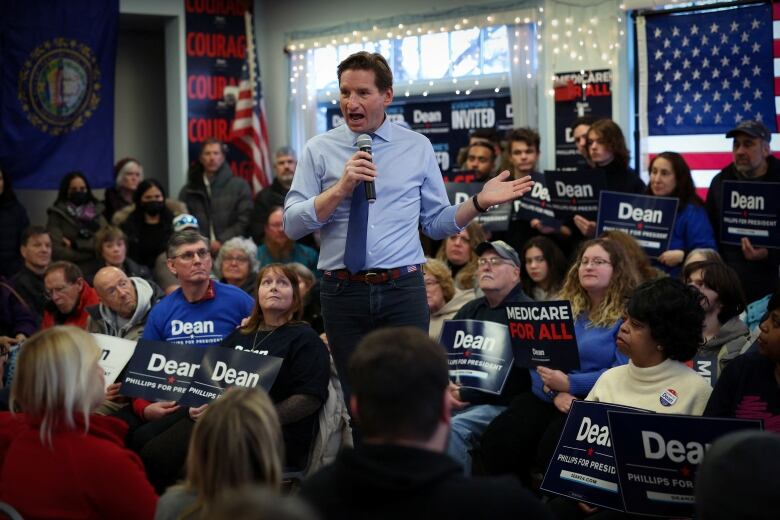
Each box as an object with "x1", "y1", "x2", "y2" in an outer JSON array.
[{"x1": 356, "y1": 134, "x2": 376, "y2": 203}]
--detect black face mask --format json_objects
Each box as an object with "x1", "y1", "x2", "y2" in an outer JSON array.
[
  {"x1": 141, "y1": 201, "x2": 165, "y2": 216},
  {"x1": 68, "y1": 191, "x2": 89, "y2": 206}
]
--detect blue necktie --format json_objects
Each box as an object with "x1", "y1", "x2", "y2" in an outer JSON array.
[{"x1": 344, "y1": 182, "x2": 369, "y2": 273}]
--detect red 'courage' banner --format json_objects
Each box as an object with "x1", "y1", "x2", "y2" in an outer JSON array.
[{"x1": 185, "y1": 0, "x2": 267, "y2": 191}]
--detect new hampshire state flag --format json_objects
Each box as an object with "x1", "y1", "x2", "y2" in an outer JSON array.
[{"x1": 0, "y1": 1, "x2": 119, "y2": 189}]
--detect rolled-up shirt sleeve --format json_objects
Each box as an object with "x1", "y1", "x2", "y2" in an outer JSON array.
[{"x1": 418, "y1": 146, "x2": 463, "y2": 240}]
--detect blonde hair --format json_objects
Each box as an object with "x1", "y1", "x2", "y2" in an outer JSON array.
[
  {"x1": 183, "y1": 388, "x2": 284, "y2": 517},
  {"x1": 559, "y1": 238, "x2": 640, "y2": 327},
  {"x1": 423, "y1": 258, "x2": 456, "y2": 303},
  {"x1": 435, "y1": 221, "x2": 486, "y2": 290},
  {"x1": 10, "y1": 326, "x2": 103, "y2": 445}
]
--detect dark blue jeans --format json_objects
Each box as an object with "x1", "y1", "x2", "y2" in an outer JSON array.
[{"x1": 320, "y1": 269, "x2": 430, "y2": 404}]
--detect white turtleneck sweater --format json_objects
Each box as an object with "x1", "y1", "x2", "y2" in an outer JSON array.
[{"x1": 586, "y1": 358, "x2": 712, "y2": 415}]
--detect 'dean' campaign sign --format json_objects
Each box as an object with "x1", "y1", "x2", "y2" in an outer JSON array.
[
  {"x1": 607, "y1": 411, "x2": 762, "y2": 517},
  {"x1": 545, "y1": 170, "x2": 607, "y2": 221},
  {"x1": 541, "y1": 401, "x2": 644, "y2": 511},
  {"x1": 445, "y1": 182, "x2": 512, "y2": 231},
  {"x1": 439, "y1": 320, "x2": 513, "y2": 395},
  {"x1": 596, "y1": 191, "x2": 678, "y2": 259},
  {"x1": 121, "y1": 340, "x2": 204, "y2": 402},
  {"x1": 720, "y1": 181, "x2": 780, "y2": 248},
  {"x1": 177, "y1": 347, "x2": 283, "y2": 407},
  {"x1": 512, "y1": 172, "x2": 560, "y2": 227},
  {"x1": 506, "y1": 301, "x2": 580, "y2": 372}
]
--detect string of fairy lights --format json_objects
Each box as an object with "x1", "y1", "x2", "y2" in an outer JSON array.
[{"x1": 285, "y1": 3, "x2": 628, "y2": 109}]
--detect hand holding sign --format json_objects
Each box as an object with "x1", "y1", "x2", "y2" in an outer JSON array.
[
  {"x1": 144, "y1": 401, "x2": 180, "y2": 421},
  {"x1": 537, "y1": 366, "x2": 570, "y2": 392},
  {"x1": 741, "y1": 237, "x2": 769, "y2": 260},
  {"x1": 573, "y1": 215, "x2": 597, "y2": 237}
]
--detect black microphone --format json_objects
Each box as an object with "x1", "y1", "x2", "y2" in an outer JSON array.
[{"x1": 356, "y1": 133, "x2": 376, "y2": 203}]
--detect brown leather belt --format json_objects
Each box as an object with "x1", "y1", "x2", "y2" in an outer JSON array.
[{"x1": 323, "y1": 264, "x2": 421, "y2": 284}]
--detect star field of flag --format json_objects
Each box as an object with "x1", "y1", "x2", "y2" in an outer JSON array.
[{"x1": 646, "y1": 3, "x2": 776, "y2": 136}]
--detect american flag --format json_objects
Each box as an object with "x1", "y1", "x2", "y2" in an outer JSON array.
[
  {"x1": 230, "y1": 11, "x2": 273, "y2": 192},
  {"x1": 638, "y1": 2, "x2": 779, "y2": 198}
]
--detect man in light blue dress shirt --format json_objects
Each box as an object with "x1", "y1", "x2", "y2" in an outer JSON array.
[{"x1": 284, "y1": 51, "x2": 533, "y2": 403}]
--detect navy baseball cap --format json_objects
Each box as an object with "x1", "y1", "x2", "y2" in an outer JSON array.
[
  {"x1": 725, "y1": 120, "x2": 771, "y2": 142},
  {"x1": 475, "y1": 240, "x2": 521, "y2": 267}
]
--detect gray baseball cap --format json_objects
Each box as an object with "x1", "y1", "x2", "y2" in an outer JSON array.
[
  {"x1": 725, "y1": 120, "x2": 771, "y2": 142},
  {"x1": 474, "y1": 240, "x2": 521, "y2": 267}
]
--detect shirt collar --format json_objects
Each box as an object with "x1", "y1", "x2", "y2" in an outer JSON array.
[
  {"x1": 346, "y1": 114, "x2": 393, "y2": 145},
  {"x1": 191, "y1": 279, "x2": 216, "y2": 303}
]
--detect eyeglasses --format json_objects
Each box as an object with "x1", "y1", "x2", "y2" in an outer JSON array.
[
  {"x1": 580, "y1": 257, "x2": 611, "y2": 267},
  {"x1": 171, "y1": 248, "x2": 210, "y2": 262},
  {"x1": 223, "y1": 255, "x2": 250, "y2": 264},
  {"x1": 478, "y1": 257, "x2": 513, "y2": 267},
  {"x1": 44, "y1": 283, "x2": 73, "y2": 298}
]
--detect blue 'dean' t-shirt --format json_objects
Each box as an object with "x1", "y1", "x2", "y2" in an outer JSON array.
[{"x1": 142, "y1": 281, "x2": 254, "y2": 346}]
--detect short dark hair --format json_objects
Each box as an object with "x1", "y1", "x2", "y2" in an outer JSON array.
[
  {"x1": 627, "y1": 277, "x2": 705, "y2": 362},
  {"x1": 588, "y1": 119, "x2": 629, "y2": 170},
  {"x1": 768, "y1": 290, "x2": 780, "y2": 313},
  {"x1": 683, "y1": 261, "x2": 746, "y2": 324},
  {"x1": 337, "y1": 52, "x2": 393, "y2": 92},
  {"x1": 646, "y1": 151, "x2": 703, "y2": 208},
  {"x1": 349, "y1": 327, "x2": 449, "y2": 442},
  {"x1": 508, "y1": 127, "x2": 541, "y2": 151},
  {"x1": 167, "y1": 230, "x2": 210, "y2": 259},
  {"x1": 200, "y1": 138, "x2": 225, "y2": 155},
  {"x1": 133, "y1": 178, "x2": 168, "y2": 206},
  {"x1": 571, "y1": 115, "x2": 595, "y2": 131},
  {"x1": 44, "y1": 261, "x2": 83, "y2": 284},
  {"x1": 470, "y1": 128, "x2": 500, "y2": 145},
  {"x1": 467, "y1": 141, "x2": 495, "y2": 160},
  {"x1": 520, "y1": 236, "x2": 567, "y2": 296},
  {"x1": 21, "y1": 225, "x2": 49, "y2": 247}
]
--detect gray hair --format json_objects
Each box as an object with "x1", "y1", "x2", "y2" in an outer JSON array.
[
  {"x1": 167, "y1": 230, "x2": 210, "y2": 259},
  {"x1": 275, "y1": 146, "x2": 296, "y2": 160},
  {"x1": 215, "y1": 237, "x2": 260, "y2": 274}
]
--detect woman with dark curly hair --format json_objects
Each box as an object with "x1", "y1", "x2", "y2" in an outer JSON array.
[{"x1": 587, "y1": 277, "x2": 712, "y2": 413}]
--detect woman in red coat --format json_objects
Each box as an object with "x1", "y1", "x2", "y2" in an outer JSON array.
[{"x1": 0, "y1": 326, "x2": 157, "y2": 519}]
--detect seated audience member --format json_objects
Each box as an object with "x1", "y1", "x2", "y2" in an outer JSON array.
[
  {"x1": 155, "y1": 388, "x2": 284, "y2": 520},
  {"x1": 221, "y1": 264, "x2": 330, "y2": 470},
  {"x1": 684, "y1": 261, "x2": 748, "y2": 372},
  {"x1": 41, "y1": 261, "x2": 100, "y2": 330},
  {"x1": 683, "y1": 247, "x2": 721, "y2": 270},
  {"x1": 86, "y1": 226, "x2": 152, "y2": 282},
  {"x1": 573, "y1": 119, "x2": 646, "y2": 238},
  {"x1": 601, "y1": 229, "x2": 662, "y2": 282},
  {"x1": 249, "y1": 146, "x2": 298, "y2": 245},
  {"x1": 705, "y1": 120, "x2": 780, "y2": 302},
  {"x1": 588, "y1": 277, "x2": 712, "y2": 411},
  {"x1": 445, "y1": 240, "x2": 533, "y2": 474},
  {"x1": 435, "y1": 221, "x2": 487, "y2": 291},
  {"x1": 646, "y1": 152, "x2": 717, "y2": 276},
  {"x1": 696, "y1": 430, "x2": 780, "y2": 520},
  {"x1": 0, "y1": 166, "x2": 30, "y2": 277},
  {"x1": 87, "y1": 266, "x2": 164, "y2": 340},
  {"x1": 424, "y1": 258, "x2": 476, "y2": 340},
  {"x1": 46, "y1": 171, "x2": 107, "y2": 273},
  {"x1": 299, "y1": 327, "x2": 552, "y2": 520},
  {"x1": 520, "y1": 236, "x2": 567, "y2": 301},
  {"x1": 463, "y1": 142, "x2": 497, "y2": 182},
  {"x1": 257, "y1": 207, "x2": 318, "y2": 272},
  {"x1": 480, "y1": 238, "x2": 640, "y2": 485},
  {"x1": 0, "y1": 326, "x2": 157, "y2": 519},
  {"x1": 215, "y1": 236, "x2": 259, "y2": 295},
  {"x1": 570, "y1": 116, "x2": 595, "y2": 169},
  {"x1": 704, "y1": 289, "x2": 780, "y2": 432},
  {"x1": 548, "y1": 277, "x2": 713, "y2": 519},
  {"x1": 288, "y1": 262, "x2": 323, "y2": 333},
  {"x1": 0, "y1": 276, "x2": 36, "y2": 357},
  {"x1": 179, "y1": 138, "x2": 253, "y2": 255},
  {"x1": 116, "y1": 179, "x2": 181, "y2": 270},
  {"x1": 153, "y1": 214, "x2": 200, "y2": 294},
  {"x1": 129, "y1": 231, "x2": 254, "y2": 490},
  {"x1": 10, "y1": 226, "x2": 51, "y2": 325},
  {"x1": 104, "y1": 157, "x2": 143, "y2": 222}
]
